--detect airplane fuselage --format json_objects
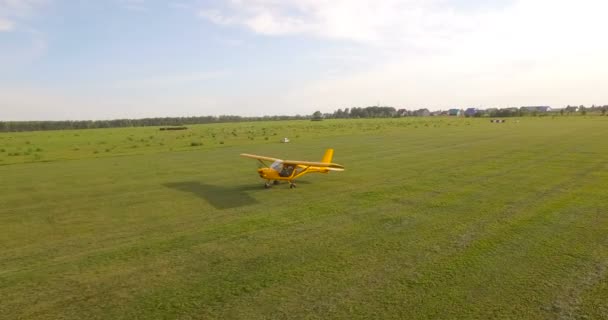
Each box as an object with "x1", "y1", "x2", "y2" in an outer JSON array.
[{"x1": 257, "y1": 166, "x2": 329, "y2": 181}]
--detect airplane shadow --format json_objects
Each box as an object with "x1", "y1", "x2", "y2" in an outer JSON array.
[{"x1": 163, "y1": 181, "x2": 259, "y2": 210}]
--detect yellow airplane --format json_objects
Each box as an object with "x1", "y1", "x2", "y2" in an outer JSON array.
[{"x1": 240, "y1": 148, "x2": 345, "y2": 188}]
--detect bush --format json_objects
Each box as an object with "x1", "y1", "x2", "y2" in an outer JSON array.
[{"x1": 190, "y1": 142, "x2": 203, "y2": 147}]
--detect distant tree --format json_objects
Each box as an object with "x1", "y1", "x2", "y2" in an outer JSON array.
[
  {"x1": 312, "y1": 110, "x2": 323, "y2": 121},
  {"x1": 560, "y1": 109, "x2": 564, "y2": 116},
  {"x1": 580, "y1": 105, "x2": 587, "y2": 116},
  {"x1": 333, "y1": 108, "x2": 344, "y2": 118}
]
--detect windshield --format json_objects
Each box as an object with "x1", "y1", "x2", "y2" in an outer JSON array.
[{"x1": 270, "y1": 160, "x2": 283, "y2": 171}]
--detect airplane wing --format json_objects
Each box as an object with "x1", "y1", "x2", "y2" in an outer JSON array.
[
  {"x1": 240, "y1": 153, "x2": 283, "y2": 162},
  {"x1": 283, "y1": 160, "x2": 345, "y2": 171},
  {"x1": 240, "y1": 153, "x2": 345, "y2": 171}
]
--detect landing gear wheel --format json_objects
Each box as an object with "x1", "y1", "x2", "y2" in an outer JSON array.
[
  {"x1": 289, "y1": 182, "x2": 296, "y2": 189},
  {"x1": 264, "y1": 182, "x2": 272, "y2": 189}
]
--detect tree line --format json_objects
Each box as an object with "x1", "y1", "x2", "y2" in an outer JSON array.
[
  {"x1": 323, "y1": 105, "x2": 608, "y2": 119},
  {"x1": 2, "y1": 105, "x2": 607, "y2": 133},
  {"x1": 0, "y1": 115, "x2": 308, "y2": 133}
]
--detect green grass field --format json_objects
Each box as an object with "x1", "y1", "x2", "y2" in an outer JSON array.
[{"x1": 1, "y1": 117, "x2": 607, "y2": 319}]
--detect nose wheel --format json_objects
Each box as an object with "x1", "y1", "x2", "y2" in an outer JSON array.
[{"x1": 289, "y1": 181, "x2": 296, "y2": 189}]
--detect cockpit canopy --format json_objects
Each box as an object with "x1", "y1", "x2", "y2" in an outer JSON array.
[
  {"x1": 270, "y1": 160, "x2": 283, "y2": 171},
  {"x1": 270, "y1": 160, "x2": 296, "y2": 177}
]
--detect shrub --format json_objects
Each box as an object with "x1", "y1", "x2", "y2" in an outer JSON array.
[{"x1": 190, "y1": 142, "x2": 203, "y2": 147}]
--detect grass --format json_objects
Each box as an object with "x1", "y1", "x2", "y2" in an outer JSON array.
[{"x1": 1, "y1": 117, "x2": 607, "y2": 319}]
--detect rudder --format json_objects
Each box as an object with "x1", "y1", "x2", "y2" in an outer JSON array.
[{"x1": 321, "y1": 149, "x2": 334, "y2": 163}]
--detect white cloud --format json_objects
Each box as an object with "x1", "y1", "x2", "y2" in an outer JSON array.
[
  {"x1": 199, "y1": 0, "x2": 608, "y2": 53},
  {"x1": 198, "y1": 0, "x2": 608, "y2": 110},
  {"x1": 199, "y1": 0, "x2": 499, "y2": 48}
]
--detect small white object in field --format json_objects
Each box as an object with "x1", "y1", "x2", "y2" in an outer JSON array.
[{"x1": 281, "y1": 137, "x2": 290, "y2": 143}]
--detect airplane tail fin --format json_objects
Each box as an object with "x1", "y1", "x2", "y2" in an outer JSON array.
[{"x1": 321, "y1": 148, "x2": 334, "y2": 163}]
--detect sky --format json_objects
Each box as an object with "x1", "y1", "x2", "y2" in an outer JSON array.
[{"x1": 1, "y1": 0, "x2": 607, "y2": 120}]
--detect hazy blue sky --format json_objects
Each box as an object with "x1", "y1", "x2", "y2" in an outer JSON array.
[{"x1": 1, "y1": 0, "x2": 606, "y2": 120}]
